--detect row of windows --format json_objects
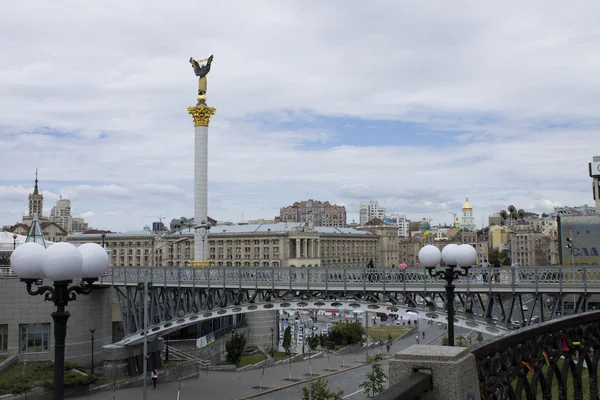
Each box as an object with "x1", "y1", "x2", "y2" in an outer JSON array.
[
  {"x1": 212, "y1": 246, "x2": 280, "y2": 254},
  {"x1": 212, "y1": 254, "x2": 278, "y2": 260},
  {"x1": 209, "y1": 239, "x2": 280, "y2": 246},
  {"x1": 214, "y1": 261, "x2": 280, "y2": 267},
  {"x1": 0, "y1": 324, "x2": 51, "y2": 354}
]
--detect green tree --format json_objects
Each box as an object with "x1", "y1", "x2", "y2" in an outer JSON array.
[
  {"x1": 476, "y1": 332, "x2": 484, "y2": 342},
  {"x1": 456, "y1": 336, "x2": 466, "y2": 347},
  {"x1": 441, "y1": 336, "x2": 449, "y2": 346},
  {"x1": 283, "y1": 326, "x2": 292, "y2": 356},
  {"x1": 307, "y1": 334, "x2": 320, "y2": 351},
  {"x1": 225, "y1": 332, "x2": 246, "y2": 365},
  {"x1": 326, "y1": 323, "x2": 364, "y2": 346},
  {"x1": 301, "y1": 378, "x2": 344, "y2": 400},
  {"x1": 359, "y1": 360, "x2": 387, "y2": 398}
]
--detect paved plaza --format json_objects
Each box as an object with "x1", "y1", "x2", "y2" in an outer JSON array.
[{"x1": 75, "y1": 321, "x2": 471, "y2": 400}]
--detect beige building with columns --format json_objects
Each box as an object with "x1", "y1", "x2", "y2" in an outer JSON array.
[{"x1": 68, "y1": 222, "x2": 380, "y2": 268}]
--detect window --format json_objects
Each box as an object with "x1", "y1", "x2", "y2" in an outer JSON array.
[
  {"x1": 0, "y1": 325, "x2": 6, "y2": 353},
  {"x1": 20, "y1": 323, "x2": 50, "y2": 353}
]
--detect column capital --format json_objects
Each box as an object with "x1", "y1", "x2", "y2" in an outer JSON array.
[{"x1": 187, "y1": 105, "x2": 217, "y2": 127}]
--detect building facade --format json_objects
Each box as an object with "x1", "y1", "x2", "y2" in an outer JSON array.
[
  {"x1": 359, "y1": 200, "x2": 385, "y2": 226},
  {"x1": 279, "y1": 200, "x2": 346, "y2": 227},
  {"x1": 6, "y1": 221, "x2": 68, "y2": 243},
  {"x1": 68, "y1": 223, "x2": 380, "y2": 268},
  {"x1": 27, "y1": 169, "x2": 44, "y2": 219},
  {"x1": 49, "y1": 197, "x2": 72, "y2": 232},
  {"x1": 460, "y1": 196, "x2": 476, "y2": 232}
]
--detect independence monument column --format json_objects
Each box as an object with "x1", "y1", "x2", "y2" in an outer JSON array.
[{"x1": 187, "y1": 55, "x2": 216, "y2": 264}]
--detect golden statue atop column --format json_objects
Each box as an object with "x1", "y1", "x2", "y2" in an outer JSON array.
[{"x1": 187, "y1": 54, "x2": 216, "y2": 127}]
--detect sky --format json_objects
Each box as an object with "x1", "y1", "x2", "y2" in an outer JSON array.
[{"x1": 1, "y1": 1, "x2": 599, "y2": 232}]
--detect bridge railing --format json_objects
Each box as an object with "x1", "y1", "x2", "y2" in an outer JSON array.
[
  {"x1": 383, "y1": 311, "x2": 600, "y2": 399},
  {"x1": 99, "y1": 266, "x2": 600, "y2": 291}
]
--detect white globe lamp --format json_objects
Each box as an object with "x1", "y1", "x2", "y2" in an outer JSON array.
[
  {"x1": 10, "y1": 242, "x2": 45, "y2": 279},
  {"x1": 79, "y1": 243, "x2": 109, "y2": 279},
  {"x1": 455, "y1": 244, "x2": 477, "y2": 267},
  {"x1": 441, "y1": 243, "x2": 459, "y2": 265},
  {"x1": 418, "y1": 245, "x2": 442, "y2": 268},
  {"x1": 42, "y1": 242, "x2": 83, "y2": 282}
]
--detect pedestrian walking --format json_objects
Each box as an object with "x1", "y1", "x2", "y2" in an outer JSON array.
[
  {"x1": 416, "y1": 336, "x2": 420, "y2": 344},
  {"x1": 386, "y1": 343, "x2": 390, "y2": 353},
  {"x1": 151, "y1": 369, "x2": 158, "y2": 390},
  {"x1": 422, "y1": 331, "x2": 425, "y2": 340}
]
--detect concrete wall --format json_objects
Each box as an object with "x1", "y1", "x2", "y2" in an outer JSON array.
[
  {"x1": 245, "y1": 310, "x2": 278, "y2": 349},
  {"x1": 0, "y1": 276, "x2": 113, "y2": 366}
]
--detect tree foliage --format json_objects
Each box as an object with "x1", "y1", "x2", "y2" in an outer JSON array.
[
  {"x1": 282, "y1": 326, "x2": 292, "y2": 356},
  {"x1": 225, "y1": 332, "x2": 247, "y2": 365},
  {"x1": 455, "y1": 336, "x2": 466, "y2": 347},
  {"x1": 307, "y1": 334, "x2": 320, "y2": 351},
  {"x1": 359, "y1": 361, "x2": 387, "y2": 398},
  {"x1": 476, "y1": 332, "x2": 484, "y2": 342},
  {"x1": 488, "y1": 248, "x2": 511, "y2": 267},
  {"x1": 327, "y1": 323, "x2": 364, "y2": 346},
  {"x1": 441, "y1": 336, "x2": 449, "y2": 346},
  {"x1": 301, "y1": 378, "x2": 344, "y2": 400}
]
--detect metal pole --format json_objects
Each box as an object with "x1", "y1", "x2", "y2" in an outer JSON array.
[
  {"x1": 180, "y1": 243, "x2": 184, "y2": 267},
  {"x1": 446, "y1": 267, "x2": 456, "y2": 346},
  {"x1": 90, "y1": 327, "x2": 95, "y2": 375},
  {"x1": 271, "y1": 328, "x2": 274, "y2": 357},
  {"x1": 365, "y1": 311, "x2": 369, "y2": 362},
  {"x1": 142, "y1": 269, "x2": 148, "y2": 400},
  {"x1": 52, "y1": 282, "x2": 71, "y2": 400}
]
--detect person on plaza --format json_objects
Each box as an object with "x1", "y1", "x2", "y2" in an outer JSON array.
[
  {"x1": 422, "y1": 331, "x2": 425, "y2": 340},
  {"x1": 416, "y1": 336, "x2": 420, "y2": 344},
  {"x1": 386, "y1": 343, "x2": 390, "y2": 353},
  {"x1": 151, "y1": 369, "x2": 158, "y2": 390}
]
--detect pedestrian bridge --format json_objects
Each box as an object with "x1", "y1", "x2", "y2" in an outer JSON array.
[{"x1": 97, "y1": 266, "x2": 599, "y2": 346}]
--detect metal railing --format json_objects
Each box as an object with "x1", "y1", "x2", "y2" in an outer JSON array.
[
  {"x1": 374, "y1": 372, "x2": 432, "y2": 400},
  {"x1": 471, "y1": 310, "x2": 600, "y2": 399},
  {"x1": 98, "y1": 266, "x2": 600, "y2": 293}
]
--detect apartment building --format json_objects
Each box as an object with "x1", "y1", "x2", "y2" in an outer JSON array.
[{"x1": 280, "y1": 200, "x2": 347, "y2": 227}]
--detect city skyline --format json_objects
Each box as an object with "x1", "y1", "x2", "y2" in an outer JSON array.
[{"x1": 1, "y1": 2, "x2": 599, "y2": 232}]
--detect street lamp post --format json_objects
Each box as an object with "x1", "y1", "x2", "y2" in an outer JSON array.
[
  {"x1": 271, "y1": 328, "x2": 274, "y2": 357},
  {"x1": 12, "y1": 234, "x2": 17, "y2": 250},
  {"x1": 418, "y1": 244, "x2": 477, "y2": 346},
  {"x1": 10, "y1": 242, "x2": 109, "y2": 400},
  {"x1": 90, "y1": 327, "x2": 95, "y2": 375},
  {"x1": 101, "y1": 233, "x2": 106, "y2": 249}
]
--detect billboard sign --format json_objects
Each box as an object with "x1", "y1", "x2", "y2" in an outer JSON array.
[{"x1": 558, "y1": 216, "x2": 600, "y2": 265}]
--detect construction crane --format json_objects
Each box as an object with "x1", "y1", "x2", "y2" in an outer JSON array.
[
  {"x1": 144, "y1": 215, "x2": 167, "y2": 231},
  {"x1": 448, "y1": 212, "x2": 458, "y2": 226},
  {"x1": 144, "y1": 215, "x2": 166, "y2": 224}
]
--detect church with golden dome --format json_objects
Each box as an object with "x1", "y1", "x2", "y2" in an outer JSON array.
[{"x1": 460, "y1": 196, "x2": 476, "y2": 232}]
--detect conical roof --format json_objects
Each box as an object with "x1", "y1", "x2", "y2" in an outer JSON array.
[{"x1": 25, "y1": 214, "x2": 46, "y2": 248}]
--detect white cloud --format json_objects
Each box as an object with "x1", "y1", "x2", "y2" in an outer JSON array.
[{"x1": 0, "y1": 1, "x2": 598, "y2": 231}]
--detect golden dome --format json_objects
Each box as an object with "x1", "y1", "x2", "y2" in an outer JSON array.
[{"x1": 462, "y1": 196, "x2": 473, "y2": 210}]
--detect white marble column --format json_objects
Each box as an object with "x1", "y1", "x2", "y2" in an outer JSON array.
[
  {"x1": 188, "y1": 105, "x2": 216, "y2": 264},
  {"x1": 194, "y1": 124, "x2": 209, "y2": 263}
]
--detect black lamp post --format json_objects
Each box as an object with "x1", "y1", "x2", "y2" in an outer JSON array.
[
  {"x1": 271, "y1": 328, "x2": 274, "y2": 357},
  {"x1": 10, "y1": 242, "x2": 109, "y2": 400},
  {"x1": 418, "y1": 244, "x2": 476, "y2": 347},
  {"x1": 101, "y1": 233, "x2": 106, "y2": 248},
  {"x1": 12, "y1": 234, "x2": 17, "y2": 250},
  {"x1": 89, "y1": 327, "x2": 95, "y2": 375}
]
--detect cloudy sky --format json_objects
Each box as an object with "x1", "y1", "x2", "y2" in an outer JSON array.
[{"x1": 1, "y1": 1, "x2": 598, "y2": 232}]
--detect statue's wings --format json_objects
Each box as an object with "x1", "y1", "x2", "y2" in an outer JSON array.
[{"x1": 189, "y1": 57, "x2": 201, "y2": 69}]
